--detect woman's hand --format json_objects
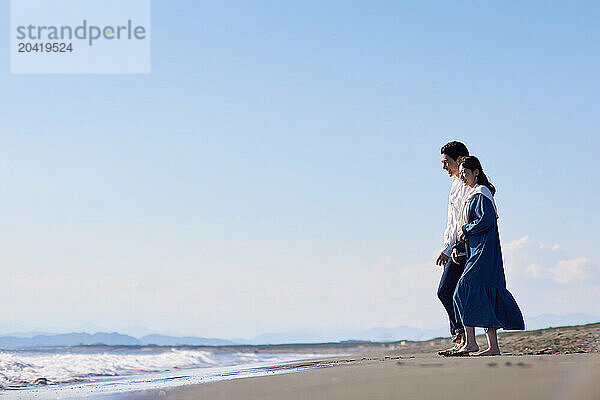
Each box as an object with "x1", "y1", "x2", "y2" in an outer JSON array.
[
  {"x1": 451, "y1": 248, "x2": 460, "y2": 264},
  {"x1": 457, "y1": 228, "x2": 465, "y2": 242}
]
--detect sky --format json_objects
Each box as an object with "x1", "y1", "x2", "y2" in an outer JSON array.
[{"x1": 0, "y1": 1, "x2": 599, "y2": 338}]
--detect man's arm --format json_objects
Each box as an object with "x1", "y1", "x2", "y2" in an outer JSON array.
[{"x1": 436, "y1": 189, "x2": 455, "y2": 266}]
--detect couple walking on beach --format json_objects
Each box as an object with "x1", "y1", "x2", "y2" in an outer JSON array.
[{"x1": 436, "y1": 141, "x2": 524, "y2": 356}]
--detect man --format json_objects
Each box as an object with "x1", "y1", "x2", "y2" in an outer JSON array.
[{"x1": 436, "y1": 141, "x2": 470, "y2": 355}]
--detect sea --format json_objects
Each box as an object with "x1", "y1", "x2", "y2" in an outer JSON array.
[{"x1": 0, "y1": 347, "x2": 333, "y2": 399}]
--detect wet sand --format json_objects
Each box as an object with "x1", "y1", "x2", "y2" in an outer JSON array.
[{"x1": 117, "y1": 323, "x2": 600, "y2": 400}]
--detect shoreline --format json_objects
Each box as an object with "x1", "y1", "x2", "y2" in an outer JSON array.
[
  {"x1": 118, "y1": 353, "x2": 600, "y2": 400},
  {"x1": 1, "y1": 353, "x2": 342, "y2": 399},
  {"x1": 113, "y1": 323, "x2": 600, "y2": 399},
  {"x1": 4, "y1": 323, "x2": 598, "y2": 399}
]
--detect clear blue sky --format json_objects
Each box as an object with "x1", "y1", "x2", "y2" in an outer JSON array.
[{"x1": 1, "y1": 1, "x2": 599, "y2": 337}]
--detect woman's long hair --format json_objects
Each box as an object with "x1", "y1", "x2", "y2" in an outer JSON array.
[{"x1": 459, "y1": 156, "x2": 496, "y2": 196}]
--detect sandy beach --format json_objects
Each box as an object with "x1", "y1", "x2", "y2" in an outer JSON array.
[{"x1": 114, "y1": 323, "x2": 600, "y2": 400}]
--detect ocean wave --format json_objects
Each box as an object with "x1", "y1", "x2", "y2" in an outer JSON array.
[{"x1": 0, "y1": 349, "x2": 269, "y2": 388}]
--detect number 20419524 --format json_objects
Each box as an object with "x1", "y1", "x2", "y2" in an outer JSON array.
[{"x1": 18, "y1": 43, "x2": 73, "y2": 52}]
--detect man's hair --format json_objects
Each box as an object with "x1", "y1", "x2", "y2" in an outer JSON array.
[{"x1": 440, "y1": 141, "x2": 469, "y2": 161}]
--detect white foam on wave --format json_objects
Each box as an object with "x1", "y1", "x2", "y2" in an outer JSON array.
[{"x1": 0, "y1": 349, "x2": 287, "y2": 388}]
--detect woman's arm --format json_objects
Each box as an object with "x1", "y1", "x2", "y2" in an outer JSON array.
[
  {"x1": 460, "y1": 194, "x2": 496, "y2": 238},
  {"x1": 453, "y1": 239, "x2": 466, "y2": 253}
]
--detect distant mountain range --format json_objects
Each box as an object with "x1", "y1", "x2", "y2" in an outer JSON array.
[
  {"x1": 0, "y1": 333, "x2": 236, "y2": 349},
  {"x1": 0, "y1": 313, "x2": 597, "y2": 349}
]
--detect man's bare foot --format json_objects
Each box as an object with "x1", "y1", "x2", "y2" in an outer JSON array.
[
  {"x1": 475, "y1": 348, "x2": 500, "y2": 356},
  {"x1": 438, "y1": 342, "x2": 462, "y2": 356},
  {"x1": 451, "y1": 333, "x2": 464, "y2": 344}
]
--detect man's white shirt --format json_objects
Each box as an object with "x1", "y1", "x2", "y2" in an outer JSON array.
[{"x1": 441, "y1": 176, "x2": 471, "y2": 257}]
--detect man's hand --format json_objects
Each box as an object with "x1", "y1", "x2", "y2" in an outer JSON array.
[{"x1": 436, "y1": 252, "x2": 449, "y2": 266}]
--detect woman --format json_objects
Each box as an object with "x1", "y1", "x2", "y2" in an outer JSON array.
[{"x1": 449, "y1": 156, "x2": 524, "y2": 356}]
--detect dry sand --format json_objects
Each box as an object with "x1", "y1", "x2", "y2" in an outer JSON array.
[{"x1": 119, "y1": 323, "x2": 600, "y2": 400}]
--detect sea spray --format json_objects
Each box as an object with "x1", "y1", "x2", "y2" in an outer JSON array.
[{"x1": 0, "y1": 349, "x2": 297, "y2": 388}]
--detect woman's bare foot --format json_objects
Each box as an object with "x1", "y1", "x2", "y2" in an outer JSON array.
[
  {"x1": 442, "y1": 326, "x2": 478, "y2": 356},
  {"x1": 457, "y1": 343, "x2": 479, "y2": 353},
  {"x1": 475, "y1": 348, "x2": 500, "y2": 356},
  {"x1": 444, "y1": 342, "x2": 479, "y2": 356},
  {"x1": 481, "y1": 328, "x2": 500, "y2": 356}
]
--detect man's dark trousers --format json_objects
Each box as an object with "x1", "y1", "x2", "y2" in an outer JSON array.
[{"x1": 437, "y1": 257, "x2": 466, "y2": 337}]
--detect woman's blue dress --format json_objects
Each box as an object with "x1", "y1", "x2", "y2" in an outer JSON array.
[{"x1": 453, "y1": 192, "x2": 525, "y2": 330}]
